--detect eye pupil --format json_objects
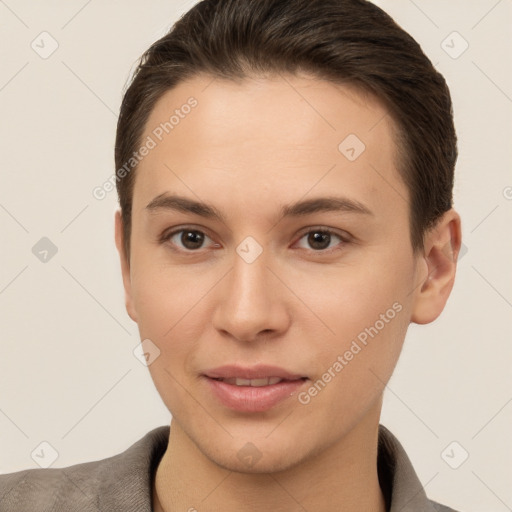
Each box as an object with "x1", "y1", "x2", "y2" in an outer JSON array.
[
  {"x1": 308, "y1": 231, "x2": 330, "y2": 250},
  {"x1": 182, "y1": 230, "x2": 204, "y2": 249},
  {"x1": 167, "y1": 228, "x2": 342, "y2": 253}
]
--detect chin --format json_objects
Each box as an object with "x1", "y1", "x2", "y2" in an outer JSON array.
[
  {"x1": 210, "y1": 450, "x2": 303, "y2": 475},
  {"x1": 196, "y1": 435, "x2": 315, "y2": 475}
]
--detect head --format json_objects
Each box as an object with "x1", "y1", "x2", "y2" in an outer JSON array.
[{"x1": 114, "y1": 0, "x2": 461, "y2": 472}]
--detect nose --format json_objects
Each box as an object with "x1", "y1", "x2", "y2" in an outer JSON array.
[{"x1": 212, "y1": 247, "x2": 290, "y2": 343}]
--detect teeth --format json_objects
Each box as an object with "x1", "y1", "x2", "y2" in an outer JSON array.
[{"x1": 220, "y1": 377, "x2": 284, "y2": 386}]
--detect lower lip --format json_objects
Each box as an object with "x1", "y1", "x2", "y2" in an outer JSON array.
[{"x1": 204, "y1": 377, "x2": 307, "y2": 412}]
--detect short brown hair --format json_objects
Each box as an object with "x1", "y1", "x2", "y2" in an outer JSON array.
[{"x1": 115, "y1": 0, "x2": 457, "y2": 261}]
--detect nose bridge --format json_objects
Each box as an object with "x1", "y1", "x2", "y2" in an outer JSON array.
[
  {"x1": 229, "y1": 238, "x2": 273, "y2": 314},
  {"x1": 212, "y1": 236, "x2": 287, "y2": 341}
]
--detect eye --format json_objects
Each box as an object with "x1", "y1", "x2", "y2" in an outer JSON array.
[
  {"x1": 294, "y1": 228, "x2": 349, "y2": 253},
  {"x1": 160, "y1": 226, "x2": 350, "y2": 254},
  {"x1": 161, "y1": 227, "x2": 217, "y2": 252}
]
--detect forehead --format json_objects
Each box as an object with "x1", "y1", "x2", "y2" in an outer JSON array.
[
  {"x1": 145, "y1": 72, "x2": 395, "y2": 151},
  {"x1": 132, "y1": 73, "x2": 406, "y2": 219}
]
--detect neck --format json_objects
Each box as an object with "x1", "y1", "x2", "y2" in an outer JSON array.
[{"x1": 153, "y1": 413, "x2": 387, "y2": 512}]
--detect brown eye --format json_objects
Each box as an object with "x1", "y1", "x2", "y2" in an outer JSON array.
[
  {"x1": 179, "y1": 230, "x2": 205, "y2": 250},
  {"x1": 307, "y1": 231, "x2": 331, "y2": 250},
  {"x1": 164, "y1": 229, "x2": 213, "y2": 251},
  {"x1": 295, "y1": 229, "x2": 347, "y2": 253}
]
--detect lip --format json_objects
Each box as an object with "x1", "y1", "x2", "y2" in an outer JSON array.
[
  {"x1": 202, "y1": 365, "x2": 308, "y2": 413},
  {"x1": 203, "y1": 364, "x2": 306, "y2": 380}
]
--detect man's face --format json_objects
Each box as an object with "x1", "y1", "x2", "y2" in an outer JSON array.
[{"x1": 118, "y1": 73, "x2": 425, "y2": 472}]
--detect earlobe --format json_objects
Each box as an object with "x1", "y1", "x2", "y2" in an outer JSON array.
[
  {"x1": 410, "y1": 209, "x2": 462, "y2": 325},
  {"x1": 114, "y1": 210, "x2": 138, "y2": 323}
]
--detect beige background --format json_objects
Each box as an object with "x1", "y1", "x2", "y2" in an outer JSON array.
[{"x1": 0, "y1": 1, "x2": 511, "y2": 510}]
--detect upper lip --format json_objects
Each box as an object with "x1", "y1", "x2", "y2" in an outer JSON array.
[{"x1": 203, "y1": 365, "x2": 307, "y2": 380}]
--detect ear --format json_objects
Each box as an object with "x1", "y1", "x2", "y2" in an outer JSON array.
[
  {"x1": 114, "y1": 209, "x2": 137, "y2": 323},
  {"x1": 411, "y1": 208, "x2": 462, "y2": 325}
]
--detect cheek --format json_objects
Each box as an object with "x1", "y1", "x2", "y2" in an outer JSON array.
[
  {"x1": 298, "y1": 300, "x2": 408, "y2": 432},
  {"x1": 129, "y1": 260, "x2": 217, "y2": 372},
  {"x1": 130, "y1": 256, "x2": 199, "y2": 335},
  {"x1": 295, "y1": 256, "x2": 410, "y2": 337},
  {"x1": 296, "y1": 253, "x2": 413, "y2": 392},
  {"x1": 131, "y1": 266, "x2": 203, "y2": 414},
  {"x1": 132, "y1": 276, "x2": 173, "y2": 339}
]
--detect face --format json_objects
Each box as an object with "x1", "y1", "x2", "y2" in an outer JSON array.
[{"x1": 117, "y1": 73, "x2": 429, "y2": 472}]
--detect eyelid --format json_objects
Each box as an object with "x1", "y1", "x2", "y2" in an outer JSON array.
[
  {"x1": 159, "y1": 225, "x2": 218, "y2": 249},
  {"x1": 295, "y1": 225, "x2": 352, "y2": 241},
  {"x1": 293, "y1": 226, "x2": 352, "y2": 253}
]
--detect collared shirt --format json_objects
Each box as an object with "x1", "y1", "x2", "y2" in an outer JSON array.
[{"x1": 0, "y1": 424, "x2": 460, "y2": 511}]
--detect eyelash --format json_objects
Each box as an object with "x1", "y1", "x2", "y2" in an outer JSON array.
[{"x1": 159, "y1": 226, "x2": 351, "y2": 255}]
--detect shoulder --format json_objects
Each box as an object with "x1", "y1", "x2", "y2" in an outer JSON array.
[
  {"x1": 0, "y1": 425, "x2": 169, "y2": 512},
  {"x1": 378, "y1": 424, "x2": 463, "y2": 512},
  {"x1": 0, "y1": 462, "x2": 99, "y2": 511}
]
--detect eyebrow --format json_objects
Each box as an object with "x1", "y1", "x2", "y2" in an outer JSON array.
[{"x1": 145, "y1": 193, "x2": 374, "y2": 223}]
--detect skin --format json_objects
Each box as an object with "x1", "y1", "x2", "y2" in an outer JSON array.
[{"x1": 115, "y1": 73, "x2": 462, "y2": 512}]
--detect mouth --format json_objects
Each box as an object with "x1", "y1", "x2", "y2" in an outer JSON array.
[
  {"x1": 202, "y1": 365, "x2": 309, "y2": 412},
  {"x1": 208, "y1": 376, "x2": 306, "y2": 387}
]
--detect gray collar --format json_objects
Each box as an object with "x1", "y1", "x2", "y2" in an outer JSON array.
[{"x1": 92, "y1": 424, "x2": 455, "y2": 511}]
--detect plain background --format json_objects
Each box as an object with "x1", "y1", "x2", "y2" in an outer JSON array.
[{"x1": 0, "y1": 0, "x2": 511, "y2": 510}]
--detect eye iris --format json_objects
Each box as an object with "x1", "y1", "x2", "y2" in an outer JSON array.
[
  {"x1": 182, "y1": 230, "x2": 204, "y2": 250},
  {"x1": 308, "y1": 231, "x2": 330, "y2": 250},
  {"x1": 174, "y1": 231, "x2": 337, "y2": 251}
]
